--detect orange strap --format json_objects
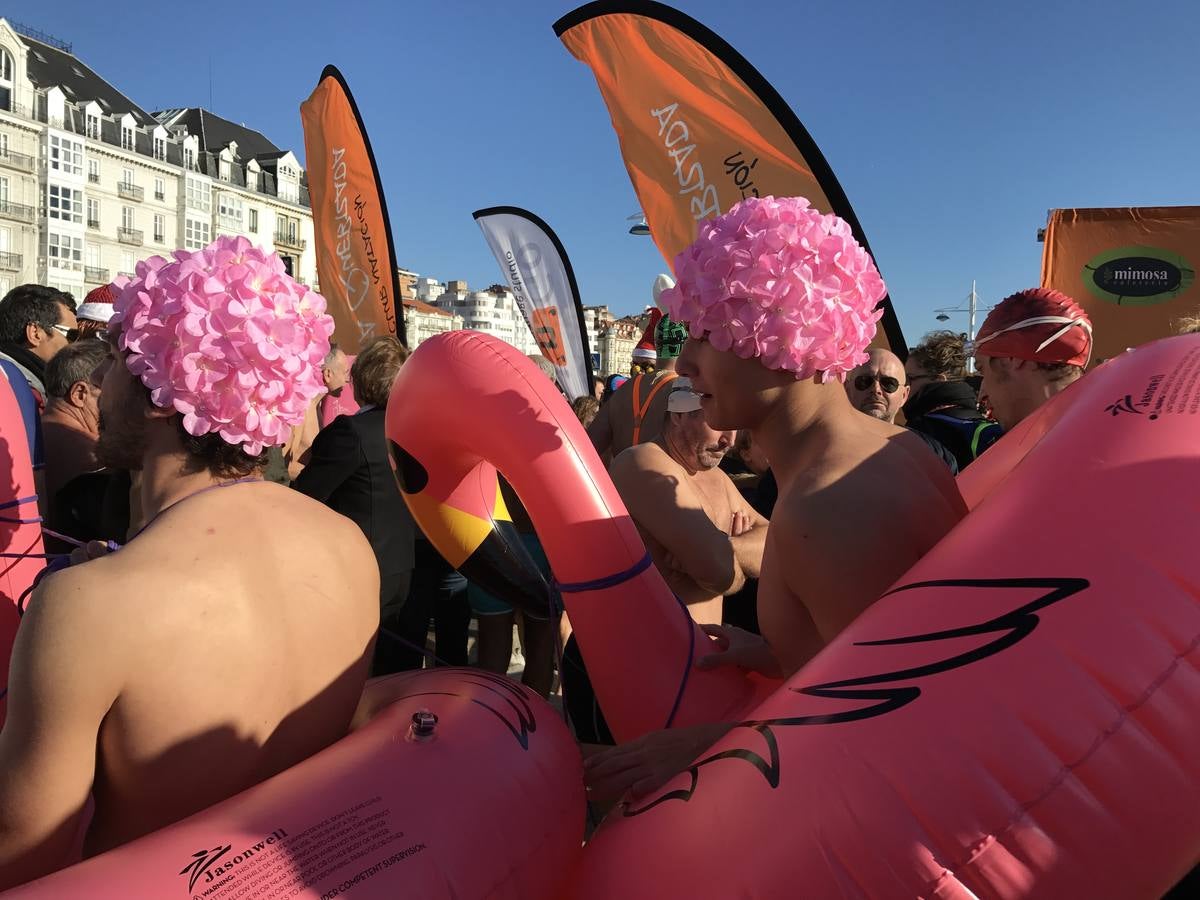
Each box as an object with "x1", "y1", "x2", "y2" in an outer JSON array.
[{"x1": 630, "y1": 372, "x2": 678, "y2": 445}]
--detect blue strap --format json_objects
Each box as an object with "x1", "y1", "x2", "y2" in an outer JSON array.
[
  {"x1": 0, "y1": 495, "x2": 38, "y2": 511},
  {"x1": 663, "y1": 592, "x2": 695, "y2": 729},
  {"x1": 554, "y1": 551, "x2": 653, "y2": 594}
]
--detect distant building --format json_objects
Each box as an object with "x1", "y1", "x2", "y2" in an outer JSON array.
[
  {"x1": 403, "y1": 296, "x2": 461, "y2": 349},
  {"x1": 0, "y1": 18, "x2": 315, "y2": 301},
  {"x1": 596, "y1": 312, "x2": 643, "y2": 376},
  {"x1": 434, "y1": 280, "x2": 538, "y2": 356}
]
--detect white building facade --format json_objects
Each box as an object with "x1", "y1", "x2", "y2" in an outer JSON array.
[
  {"x1": 433, "y1": 280, "x2": 540, "y2": 357},
  {"x1": 0, "y1": 20, "x2": 316, "y2": 303}
]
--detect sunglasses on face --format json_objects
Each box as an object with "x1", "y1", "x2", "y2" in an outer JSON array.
[
  {"x1": 853, "y1": 373, "x2": 903, "y2": 394},
  {"x1": 631, "y1": 363, "x2": 656, "y2": 375}
]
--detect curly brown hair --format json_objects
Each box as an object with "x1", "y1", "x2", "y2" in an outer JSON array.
[{"x1": 908, "y1": 330, "x2": 968, "y2": 379}]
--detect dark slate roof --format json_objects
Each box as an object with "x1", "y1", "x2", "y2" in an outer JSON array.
[
  {"x1": 152, "y1": 108, "x2": 280, "y2": 160},
  {"x1": 19, "y1": 34, "x2": 156, "y2": 126}
]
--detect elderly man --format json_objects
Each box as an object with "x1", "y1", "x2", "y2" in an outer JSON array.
[
  {"x1": 39, "y1": 339, "x2": 107, "y2": 504},
  {"x1": 564, "y1": 377, "x2": 768, "y2": 746},
  {"x1": 0, "y1": 239, "x2": 379, "y2": 890},
  {"x1": 585, "y1": 197, "x2": 965, "y2": 801},
  {"x1": 973, "y1": 287, "x2": 1093, "y2": 429},
  {"x1": 845, "y1": 348, "x2": 909, "y2": 423}
]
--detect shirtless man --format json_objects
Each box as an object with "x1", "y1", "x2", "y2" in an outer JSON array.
[
  {"x1": 0, "y1": 237, "x2": 380, "y2": 890},
  {"x1": 585, "y1": 196, "x2": 965, "y2": 800},
  {"x1": 588, "y1": 284, "x2": 690, "y2": 458},
  {"x1": 610, "y1": 379, "x2": 767, "y2": 626}
]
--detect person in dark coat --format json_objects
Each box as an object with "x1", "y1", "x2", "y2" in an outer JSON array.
[{"x1": 293, "y1": 336, "x2": 416, "y2": 675}]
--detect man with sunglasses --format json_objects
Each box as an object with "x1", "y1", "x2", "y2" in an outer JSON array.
[
  {"x1": 0, "y1": 284, "x2": 79, "y2": 411},
  {"x1": 845, "y1": 349, "x2": 909, "y2": 423}
]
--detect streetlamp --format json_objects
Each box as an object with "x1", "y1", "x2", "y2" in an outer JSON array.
[
  {"x1": 627, "y1": 211, "x2": 651, "y2": 236},
  {"x1": 932, "y1": 281, "x2": 986, "y2": 373}
]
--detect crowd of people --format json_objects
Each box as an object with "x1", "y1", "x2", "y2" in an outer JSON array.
[{"x1": 0, "y1": 199, "x2": 1194, "y2": 891}]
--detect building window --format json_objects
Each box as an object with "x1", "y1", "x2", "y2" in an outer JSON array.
[
  {"x1": 0, "y1": 175, "x2": 8, "y2": 205},
  {"x1": 185, "y1": 217, "x2": 210, "y2": 250},
  {"x1": 86, "y1": 113, "x2": 100, "y2": 139},
  {"x1": 246, "y1": 170, "x2": 258, "y2": 192},
  {"x1": 219, "y1": 158, "x2": 230, "y2": 182},
  {"x1": 119, "y1": 250, "x2": 135, "y2": 277},
  {"x1": 0, "y1": 134, "x2": 7, "y2": 158},
  {"x1": 248, "y1": 209, "x2": 258, "y2": 233},
  {"x1": 49, "y1": 135, "x2": 84, "y2": 176},
  {"x1": 121, "y1": 124, "x2": 134, "y2": 151},
  {"x1": 153, "y1": 213, "x2": 165, "y2": 244},
  {"x1": 184, "y1": 147, "x2": 196, "y2": 171},
  {"x1": 154, "y1": 177, "x2": 165, "y2": 201},
  {"x1": 185, "y1": 176, "x2": 211, "y2": 212},
  {"x1": 85, "y1": 243, "x2": 100, "y2": 268},
  {"x1": 121, "y1": 206, "x2": 135, "y2": 231},
  {"x1": 121, "y1": 168, "x2": 134, "y2": 188},
  {"x1": 86, "y1": 197, "x2": 99, "y2": 228},
  {"x1": 48, "y1": 185, "x2": 83, "y2": 223},
  {"x1": 278, "y1": 179, "x2": 298, "y2": 204},
  {"x1": 88, "y1": 158, "x2": 99, "y2": 183},
  {"x1": 217, "y1": 193, "x2": 242, "y2": 229},
  {"x1": 48, "y1": 232, "x2": 84, "y2": 271},
  {"x1": 0, "y1": 48, "x2": 12, "y2": 82},
  {"x1": 154, "y1": 136, "x2": 166, "y2": 160}
]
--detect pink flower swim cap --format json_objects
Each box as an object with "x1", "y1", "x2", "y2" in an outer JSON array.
[
  {"x1": 659, "y1": 196, "x2": 886, "y2": 382},
  {"x1": 111, "y1": 236, "x2": 335, "y2": 456}
]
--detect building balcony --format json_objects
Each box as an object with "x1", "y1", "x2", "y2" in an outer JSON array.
[
  {"x1": 274, "y1": 231, "x2": 306, "y2": 251},
  {"x1": 0, "y1": 200, "x2": 34, "y2": 224},
  {"x1": 154, "y1": 191, "x2": 165, "y2": 201},
  {"x1": 85, "y1": 265, "x2": 110, "y2": 283},
  {"x1": 88, "y1": 172, "x2": 100, "y2": 184},
  {"x1": 0, "y1": 149, "x2": 35, "y2": 173},
  {"x1": 118, "y1": 227, "x2": 144, "y2": 246},
  {"x1": 0, "y1": 251, "x2": 22, "y2": 271},
  {"x1": 87, "y1": 218, "x2": 100, "y2": 230},
  {"x1": 117, "y1": 182, "x2": 144, "y2": 202}
]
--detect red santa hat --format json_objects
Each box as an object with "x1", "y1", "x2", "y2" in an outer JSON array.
[
  {"x1": 77, "y1": 283, "x2": 117, "y2": 324},
  {"x1": 632, "y1": 308, "x2": 661, "y2": 361}
]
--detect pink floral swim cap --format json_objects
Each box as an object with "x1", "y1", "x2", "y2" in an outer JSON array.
[
  {"x1": 659, "y1": 196, "x2": 886, "y2": 382},
  {"x1": 111, "y1": 236, "x2": 335, "y2": 456}
]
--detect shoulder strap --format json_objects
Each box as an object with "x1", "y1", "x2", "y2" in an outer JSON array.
[{"x1": 630, "y1": 372, "x2": 678, "y2": 445}]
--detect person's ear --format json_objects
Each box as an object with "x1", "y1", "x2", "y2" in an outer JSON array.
[
  {"x1": 25, "y1": 322, "x2": 42, "y2": 346},
  {"x1": 69, "y1": 380, "x2": 89, "y2": 407}
]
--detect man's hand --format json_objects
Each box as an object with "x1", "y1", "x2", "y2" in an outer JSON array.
[
  {"x1": 694, "y1": 624, "x2": 784, "y2": 679},
  {"x1": 583, "y1": 721, "x2": 733, "y2": 804},
  {"x1": 729, "y1": 511, "x2": 752, "y2": 537}
]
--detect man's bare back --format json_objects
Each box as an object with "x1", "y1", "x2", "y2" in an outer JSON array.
[
  {"x1": 588, "y1": 371, "x2": 677, "y2": 459},
  {"x1": 0, "y1": 481, "x2": 378, "y2": 885}
]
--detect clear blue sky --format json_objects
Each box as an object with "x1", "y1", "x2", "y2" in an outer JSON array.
[{"x1": 9, "y1": 0, "x2": 1199, "y2": 343}]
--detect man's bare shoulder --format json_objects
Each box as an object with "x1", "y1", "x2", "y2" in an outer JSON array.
[{"x1": 611, "y1": 442, "x2": 678, "y2": 480}]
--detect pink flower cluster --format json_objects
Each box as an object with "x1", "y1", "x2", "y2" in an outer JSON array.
[
  {"x1": 659, "y1": 196, "x2": 887, "y2": 382},
  {"x1": 111, "y1": 236, "x2": 335, "y2": 456}
]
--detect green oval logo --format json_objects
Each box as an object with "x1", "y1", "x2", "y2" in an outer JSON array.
[{"x1": 1083, "y1": 245, "x2": 1195, "y2": 306}]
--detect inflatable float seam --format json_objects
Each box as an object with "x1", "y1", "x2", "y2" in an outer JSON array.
[{"x1": 933, "y1": 630, "x2": 1200, "y2": 889}]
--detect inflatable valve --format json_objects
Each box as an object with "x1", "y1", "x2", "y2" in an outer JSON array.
[{"x1": 406, "y1": 709, "x2": 438, "y2": 744}]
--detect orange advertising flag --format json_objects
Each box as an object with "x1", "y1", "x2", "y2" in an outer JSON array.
[
  {"x1": 300, "y1": 66, "x2": 405, "y2": 351},
  {"x1": 1041, "y1": 206, "x2": 1199, "y2": 362},
  {"x1": 554, "y1": 1, "x2": 905, "y2": 353}
]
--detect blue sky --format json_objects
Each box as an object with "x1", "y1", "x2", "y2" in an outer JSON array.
[{"x1": 9, "y1": 0, "x2": 1199, "y2": 344}]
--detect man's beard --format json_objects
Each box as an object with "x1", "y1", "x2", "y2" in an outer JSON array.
[{"x1": 95, "y1": 410, "x2": 146, "y2": 470}]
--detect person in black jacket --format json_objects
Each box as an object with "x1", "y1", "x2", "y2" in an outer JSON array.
[
  {"x1": 293, "y1": 336, "x2": 416, "y2": 675},
  {"x1": 902, "y1": 330, "x2": 1002, "y2": 473}
]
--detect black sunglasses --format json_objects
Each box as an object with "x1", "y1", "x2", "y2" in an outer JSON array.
[{"x1": 853, "y1": 373, "x2": 902, "y2": 394}]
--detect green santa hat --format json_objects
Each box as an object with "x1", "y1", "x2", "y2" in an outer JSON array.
[{"x1": 652, "y1": 273, "x2": 687, "y2": 359}]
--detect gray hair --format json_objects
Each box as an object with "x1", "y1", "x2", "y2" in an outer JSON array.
[
  {"x1": 323, "y1": 341, "x2": 343, "y2": 368},
  {"x1": 44, "y1": 339, "x2": 108, "y2": 400}
]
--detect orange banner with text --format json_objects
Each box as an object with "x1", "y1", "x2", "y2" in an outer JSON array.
[
  {"x1": 554, "y1": 1, "x2": 904, "y2": 353},
  {"x1": 300, "y1": 66, "x2": 404, "y2": 351},
  {"x1": 1041, "y1": 206, "x2": 1199, "y2": 363}
]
